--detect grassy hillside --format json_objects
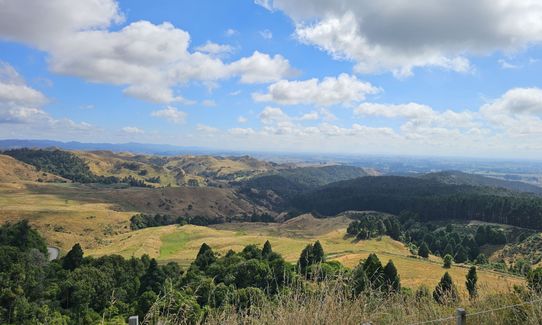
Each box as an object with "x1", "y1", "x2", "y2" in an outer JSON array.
[
  {"x1": 0, "y1": 181, "x2": 269, "y2": 252},
  {"x1": 0, "y1": 154, "x2": 66, "y2": 183},
  {"x1": 77, "y1": 150, "x2": 278, "y2": 187},
  {"x1": 87, "y1": 214, "x2": 522, "y2": 293}
]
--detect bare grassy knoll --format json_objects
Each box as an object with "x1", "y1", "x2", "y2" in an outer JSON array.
[
  {"x1": 0, "y1": 154, "x2": 66, "y2": 183},
  {"x1": 88, "y1": 214, "x2": 523, "y2": 294}
]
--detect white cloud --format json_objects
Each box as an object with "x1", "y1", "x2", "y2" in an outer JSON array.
[
  {"x1": 498, "y1": 59, "x2": 521, "y2": 69},
  {"x1": 122, "y1": 126, "x2": 144, "y2": 134},
  {"x1": 228, "y1": 127, "x2": 256, "y2": 136},
  {"x1": 196, "y1": 124, "x2": 219, "y2": 133},
  {"x1": 196, "y1": 41, "x2": 234, "y2": 56},
  {"x1": 259, "y1": 106, "x2": 290, "y2": 125},
  {"x1": 299, "y1": 111, "x2": 319, "y2": 120},
  {"x1": 225, "y1": 28, "x2": 238, "y2": 37},
  {"x1": 0, "y1": 62, "x2": 92, "y2": 132},
  {"x1": 253, "y1": 73, "x2": 379, "y2": 106},
  {"x1": 0, "y1": 1, "x2": 296, "y2": 103},
  {"x1": 259, "y1": 29, "x2": 273, "y2": 40},
  {"x1": 238, "y1": 116, "x2": 248, "y2": 123},
  {"x1": 481, "y1": 87, "x2": 542, "y2": 136},
  {"x1": 260, "y1": 1, "x2": 542, "y2": 76},
  {"x1": 229, "y1": 51, "x2": 296, "y2": 83},
  {"x1": 151, "y1": 106, "x2": 187, "y2": 124}
]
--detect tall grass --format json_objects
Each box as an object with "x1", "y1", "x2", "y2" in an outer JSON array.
[{"x1": 145, "y1": 273, "x2": 542, "y2": 325}]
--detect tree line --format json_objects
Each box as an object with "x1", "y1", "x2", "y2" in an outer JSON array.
[
  {"x1": 291, "y1": 176, "x2": 542, "y2": 230},
  {"x1": 1, "y1": 220, "x2": 511, "y2": 324},
  {"x1": 2, "y1": 148, "x2": 152, "y2": 187}
]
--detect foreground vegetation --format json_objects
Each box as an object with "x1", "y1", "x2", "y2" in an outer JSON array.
[{"x1": 2, "y1": 220, "x2": 537, "y2": 324}]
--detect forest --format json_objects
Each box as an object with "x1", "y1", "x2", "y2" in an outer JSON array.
[
  {"x1": 1, "y1": 220, "x2": 516, "y2": 325},
  {"x1": 291, "y1": 176, "x2": 542, "y2": 230}
]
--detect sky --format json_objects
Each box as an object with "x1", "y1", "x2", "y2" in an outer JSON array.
[{"x1": 1, "y1": 0, "x2": 542, "y2": 158}]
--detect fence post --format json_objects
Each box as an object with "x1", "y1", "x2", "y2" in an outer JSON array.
[
  {"x1": 456, "y1": 308, "x2": 466, "y2": 325},
  {"x1": 128, "y1": 315, "x2": 139, "y2": 325}
]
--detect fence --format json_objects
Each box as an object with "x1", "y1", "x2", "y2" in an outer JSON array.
[{"x1": 410, "y1": 298, "x2": 542, "y2": 325}]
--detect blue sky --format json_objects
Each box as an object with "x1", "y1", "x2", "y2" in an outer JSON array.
[{"x1": 1, "y1": 0, "x2": 542, "y2": 158}]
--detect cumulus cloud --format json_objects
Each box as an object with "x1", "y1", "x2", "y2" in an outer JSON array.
[
  {"x1": 122, "y1": 126, "x2": 144, "y2": 134},
  {"x1": 196, "y1": 124, "x2": 219, "y2": 133},
  {"x1": 228, "y1": 127, "x2": 256, "y2": 136},
  {"x1": 238, "y1": 116, "x2": 248, "y2": 123},
  {"x1": 253, "y1": 73, "x2": 379, "y2": 106},
  {"x1": 151, "y1": 106, "x2": 187, "y2": 124},
  {"x1": 195, "y1": 41, "x2": 234, "y2": 56},
  {"x1": 0, "y1": 62, "x2": 92, "y2": 134},
  {"x1": 259, "y1": 0, "x2": 542, "y2": 77},
  {"x1": 481, "y1": 87, "x2": 542, "y2": 136},
  {"x1": 0, "y1": 0, "x2": 296, "y2": 103}
]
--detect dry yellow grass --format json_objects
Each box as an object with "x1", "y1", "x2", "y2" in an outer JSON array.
[
  {"x1": 0, "y1": 182, "x2": 135, "y2": 252},
  {"x1": 88, "y1": 215, "x2": 524, "y2": 294}
]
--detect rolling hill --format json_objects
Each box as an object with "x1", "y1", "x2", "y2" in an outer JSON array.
[
  {"x1": 0, "y1": 154, "x2": 66, "y2": 183},
  {"x1": 291, "y1": 176, "x2": 542, "y2": 229},
  {"x1": 422, "y1": 170, "x2": 542, "y2": 195}
]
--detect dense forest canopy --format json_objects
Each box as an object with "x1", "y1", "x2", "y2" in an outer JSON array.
[{"x1": 292, "y1": 176, "x2": 542, "y2": 230}]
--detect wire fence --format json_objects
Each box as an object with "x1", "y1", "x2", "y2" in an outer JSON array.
[{"x1": 409, "y1": 298, "x2": 542, "y2": 325}]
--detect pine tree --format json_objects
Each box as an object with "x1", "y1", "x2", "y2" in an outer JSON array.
[
  {"x1": 443, "y1": 254, "x2": 453, "y2": 268},
  {"x1": 298, "y1": 244, "x2": 313, "y2": 274},
  {"x1": 139, "y1": 258, "x2": 166, "y2": 294},
  {"x1": 195, "y1": 243, "x2": 216, "y2": 270},
  {"x1": 62, "y1": 243, "x2": 84, "y2": 270},
  {"x1": 418, "y1": 242, "x2": 430, "y2": 258},
  {"x1": 443, "y1": 242, "x2": 454, "y2": 257},
  {"x1": 383, "y1": 260, "x2": 401, "y2": 293},
  {"x1": 466, "y1": 266, "x2": 478, "y2": 299},
  {"x1": 363, "y1": 253, "x2": 384, "y2": 289},
  {"x1": 352, "y1": 264, "x2": 368, "y2": 295},
  {"x1": 454, "y1": 246, "x2": 468, "y2": 263},
  {"x1": 433, "y1": 272, "x2": 458, "y2": 304},
  {"x1": 312, "y1": 240, "x2": 325, "y2": 263},
  {"x1": 262, "y1": 240, "x2": 272, "y2": 257}
]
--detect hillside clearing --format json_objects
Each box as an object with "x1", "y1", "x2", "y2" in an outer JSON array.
[{"x1": 87, "y1": 215, "x2": 523, "y2": 295}]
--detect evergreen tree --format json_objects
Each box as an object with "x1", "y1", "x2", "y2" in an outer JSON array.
[
  {"x1": 466, "y1": 266, "x2": 478, "y2": 299},
  {"x1": 195, "y1": 243, "x2": 216, "y2": 270},
  {"x1": 388, "y1": 220, "x2": 401, "y2": 240},
  {"x1": 262, "y1": 240, "x2": 273, "y2": 257},
  {"x1": 418, "y1": 242, "x2": 430, "y2": 258},
  {"x1": 443, "y1": 254, "x2": 453, "y2": 268},
  {"x1": 62, "y1": 243, "x2": 84, "y2": 271},
  {"x1": 433, "y1": 272, "x2": 458, "y2": 304},
  {"x1": 363, "y1": 253, "x2": 384, "y2": 289},
  {"x1": 475, "y1": 226, "x2": 487, "y2": 246},
  {"x1": 312, "y1": 240, "x2": 325, "y2": 263},
  {"x1": 383, "y1": 260, "x2": 401, "y2": 293},
  {"x1": 454, "y1": 246, "x2": 468, "y2": 263},
  {"x1": 139, "y1": 258, "x2": 166, "y2": 294},
  {"x1": 443, "y1": 242, "x2": 454, "y2": 257},
  {"x1": 298, "y1": 244, "x2": 313, "y2": 274},
  {"x1": 352, "y1": 264, "x2": 369, "y2": 295}
]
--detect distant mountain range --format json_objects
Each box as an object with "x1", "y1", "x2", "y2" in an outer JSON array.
[{"x1": 0, "y1": 139, "x2": 210, "y2": 155}]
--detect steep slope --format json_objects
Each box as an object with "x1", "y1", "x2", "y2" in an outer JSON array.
[
  {"x1": 240, "y1": 165, "x2": 371, "y2": 208},
  {"x1": 422, "y1": 170, "x2": 542, "y2": 195},
  {"x1": 291, "y1": 176, "x2": 542, "y2": 229},
  {"x1": 0, "y1": 154, "x2": 66, "y2": 183}
]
